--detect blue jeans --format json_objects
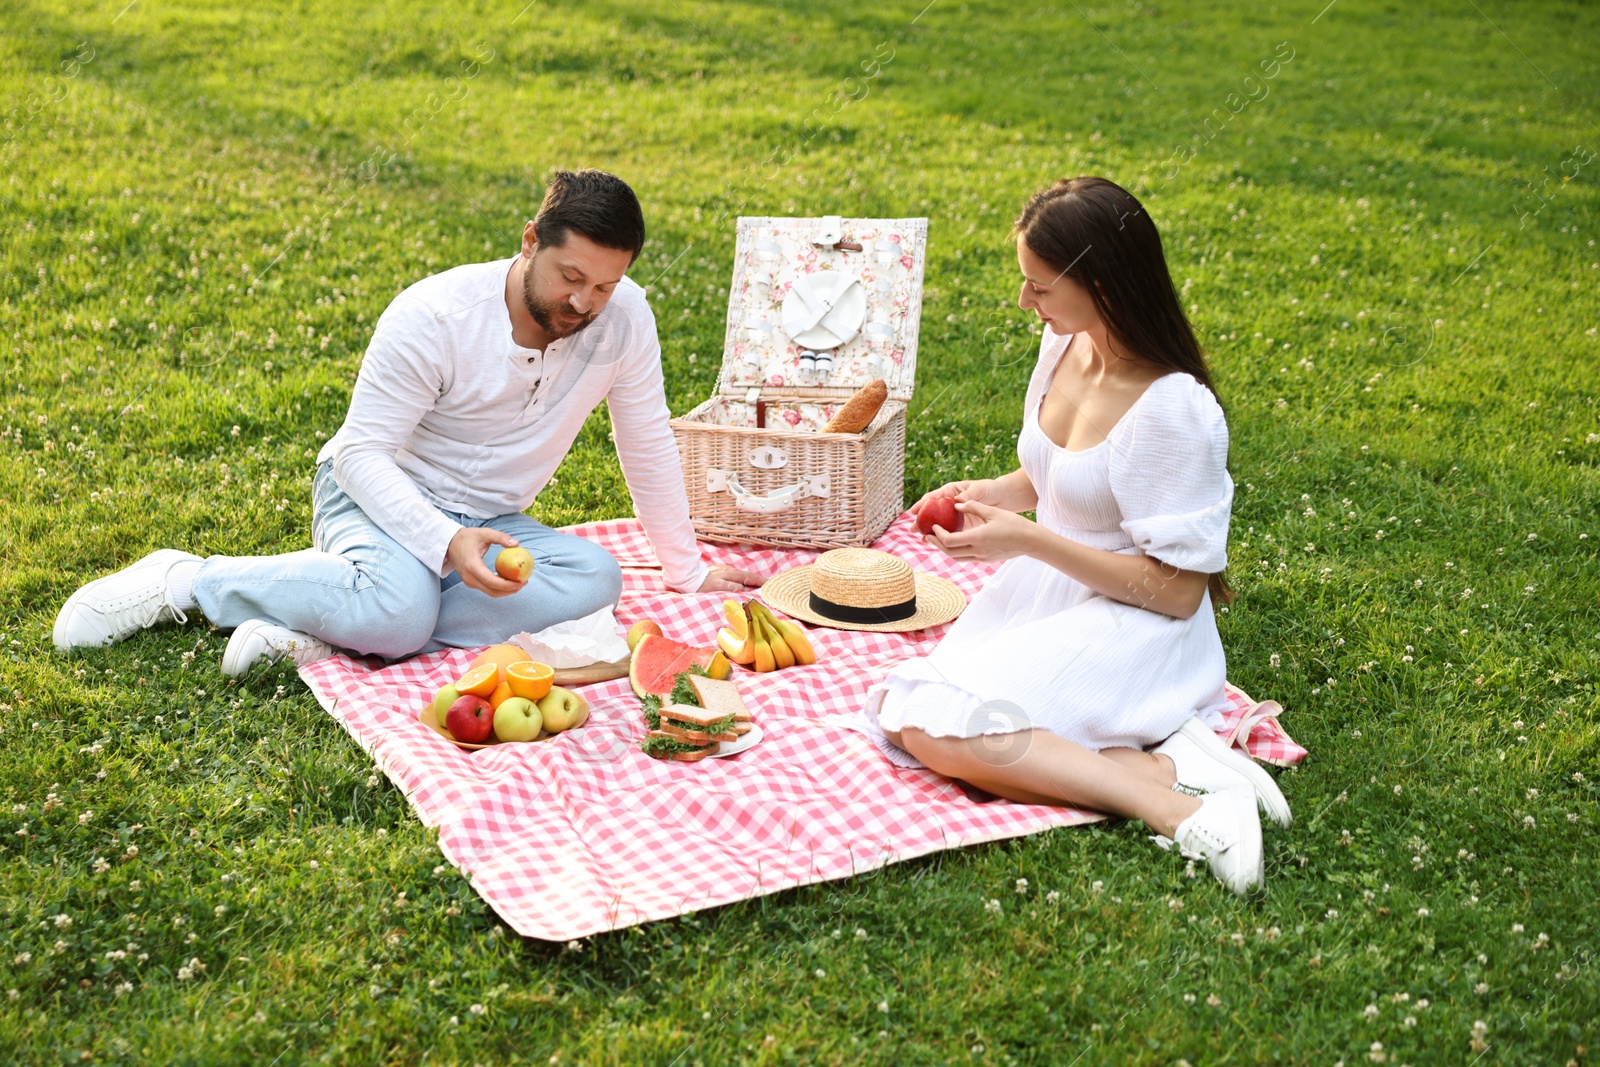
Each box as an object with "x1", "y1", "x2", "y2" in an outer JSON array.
[{"x1": 191, "y1": 462, "x2": 624, "y2": 660}]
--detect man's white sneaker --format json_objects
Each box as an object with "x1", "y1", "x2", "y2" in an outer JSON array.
[
  {"x1": 1169, "y1": 787, "x2": 1264, "y2": 896},
  {"x1": 1153, "y1": 717, "x2": 1292, "y2": 828},
  {"x1": 220, "y1": 620, "x2": 335, "y2": 678},
  {"x1": 53, "y1": 549, "x2": 202, "y2": 652}
]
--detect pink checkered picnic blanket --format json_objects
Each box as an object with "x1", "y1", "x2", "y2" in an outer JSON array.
[{"x1": 298, "y1": 513, "x2": 1305, "y2": 942}]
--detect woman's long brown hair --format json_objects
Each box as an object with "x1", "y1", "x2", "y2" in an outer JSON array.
[{"x1": 1014, "y1": 176, "x2": 1234, "y2": 605}]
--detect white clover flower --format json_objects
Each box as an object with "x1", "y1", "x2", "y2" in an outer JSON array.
[
  {"x1": 469, "y1": 1003, "x2": 486, "y2": 1016},
  {"x1": 1014, "y1": 878, "x2": 1028, "y2": 894},
  {"x1": 984, "y1": 898, "x2": 1002, "y2": 914},
  {"x1": 1364, "y1": 1004, "x2": 1379, "y2": 1020}
]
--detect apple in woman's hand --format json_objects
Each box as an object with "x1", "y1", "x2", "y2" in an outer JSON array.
[
  {"x1": 916, "y1": 494, "x2": 962, "y2": 537},
  {"x1": 494, "y1": 546, "x2": 535, "y2": 583},
  {"x1": 445, "y1": 694, "x2": 494, "y2": 743}
]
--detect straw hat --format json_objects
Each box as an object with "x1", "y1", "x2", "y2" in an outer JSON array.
[{"x1": 758, "y1": 547, "x2": 966, "y2": 632}]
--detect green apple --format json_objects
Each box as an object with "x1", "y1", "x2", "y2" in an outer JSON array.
[
  {"x1": 493, "y1": 696, "x2": 542, "y2": 742},
  {"x1": 431, "y1": 683, "x2": 461, "y2": 728},
  {"x1": 536, "y1": 685, "x2": 588, "y2": 733}
]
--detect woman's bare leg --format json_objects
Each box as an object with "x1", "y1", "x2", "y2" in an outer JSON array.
[
  {"x1": 1101, "y1": 747, "x2": 1177, "y2": 787},
  {"x1": 900, "y1": 727, "x2": 1200, "y2": 836}
]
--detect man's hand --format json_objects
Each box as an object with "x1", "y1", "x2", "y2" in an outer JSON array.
[
  {"x1": 696, "y1": 565, "x2": 766, "y2": 593},
  {"x1": 446, "y1": 526, "x2": 526, "y2": 597}
]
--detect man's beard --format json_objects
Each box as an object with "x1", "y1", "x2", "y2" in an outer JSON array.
[{"x1": 523, "y1": 260, "x2": 597, "y2": 341}]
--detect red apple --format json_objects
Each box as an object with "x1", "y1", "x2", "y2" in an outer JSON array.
[
  {"x1": 445, "y1": 694, "x2": 494, "y2": 744},
  {"x1": 916, "y1": 494, "x2": 962, "y2": 537}
]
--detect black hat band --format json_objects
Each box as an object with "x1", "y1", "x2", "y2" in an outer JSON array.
[{"x1": 808, "y1": 591, "x2": 918, "y2": 625}]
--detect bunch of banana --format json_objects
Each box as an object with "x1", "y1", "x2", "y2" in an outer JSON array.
[{"x1": 716, "y1": 599, "x2": 817, "y2": 672}]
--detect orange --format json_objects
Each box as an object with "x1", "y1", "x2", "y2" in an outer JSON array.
[
  {"x1": 468, "y1": 643, "x2": 533, "y2": 686},
  {"x1": 488, "y1": 681, "x2": 515, "y2": 710},
  {"x1": 455, "y1": 663, "x2": 500, "y2": 698},
  {"x1": 506, "y1": 660, "x2": 555, "y2": 701}
]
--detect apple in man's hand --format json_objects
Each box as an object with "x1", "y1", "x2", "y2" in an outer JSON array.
[
  {"x1": 445, "y1": 694, "x2": 494, "y2": 743},
  {"x1": 536, "y1": 685, "x2": 589, "y2": 733},
  {"x1": 492, "y1": 696, "x2": 543, "y2": 742},
  {"x1": 916, "y1": 494, "x2": 962, "y2": 537},
  {"x1": 494, "y1": 546, "x2": 535, "y2": 583}
]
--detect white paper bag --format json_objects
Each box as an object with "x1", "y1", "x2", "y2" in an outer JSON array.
[{"x1": 508, "y1": 605, "x2": 631, "y2": 669}]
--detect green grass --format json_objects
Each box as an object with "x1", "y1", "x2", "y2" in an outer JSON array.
[{"x1": 2, "y1": 0, "x2": 1598, "y2": 1062}]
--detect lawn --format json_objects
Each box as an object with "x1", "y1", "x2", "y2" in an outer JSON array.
[{"x1": 1, "y1": 0, "x2": 1597, "y2": 1063}]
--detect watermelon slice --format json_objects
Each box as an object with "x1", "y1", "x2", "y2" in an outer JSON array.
[{"x1": 628, "y1": 635, "x2": 730, "y2": 698}]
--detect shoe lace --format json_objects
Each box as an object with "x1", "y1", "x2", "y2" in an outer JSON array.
[{"x1": 107, "y1": 590, "x2": 187, "y2": 635}]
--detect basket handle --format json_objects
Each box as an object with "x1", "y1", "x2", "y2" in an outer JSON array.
[{"x1": 707, "y1": 468, "x2": 830, "y2": 513}]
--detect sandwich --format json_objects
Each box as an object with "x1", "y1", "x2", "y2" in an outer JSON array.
[
  {"x1": 639, "y1": 669, "x2": 754, "y2": 762},
  {"x1": 687, "y1": 674, "x2": 754, "y2": 736}
]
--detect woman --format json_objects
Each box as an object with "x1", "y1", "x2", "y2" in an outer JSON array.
[{"x1": 860, "y1": 177, "x2": 1289, "y2": 894}]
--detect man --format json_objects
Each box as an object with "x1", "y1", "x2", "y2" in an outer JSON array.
[{"x1": 54, "y1": 169, "x2": 762, "y2": 675}]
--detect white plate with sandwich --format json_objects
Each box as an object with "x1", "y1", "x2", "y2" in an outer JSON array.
[{"x1": 641, "y1": 674, "x2": 761, "y2": 762}]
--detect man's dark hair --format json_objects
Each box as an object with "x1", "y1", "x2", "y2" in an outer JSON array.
[{"x1": 532, "y1": 169, "x2": 646, "y2": 264}]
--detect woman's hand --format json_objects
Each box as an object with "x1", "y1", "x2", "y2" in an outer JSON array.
[
  {"x1": 909, "y1": 478, "x2": 1000, "y2": 519},
  {"x1": 696, "y1": 565, "x2": 766, "y2": 593},
  {"x1": 928, "y1": 500, "x2": 1040, "y2": 563},
  {"x1": 446, "y1": 526, "x2": 525, "y2": 597}
]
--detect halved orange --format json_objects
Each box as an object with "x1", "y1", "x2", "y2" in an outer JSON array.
[
  {"x1": 455, "y1": 663, "x2": 500, "y2": 698},
  {"x1": 468, "y1": 643, "x2": 533, "y2": 685},
  {"x1": 506, "y1": 660, "x2": 555, "y2": 701}
]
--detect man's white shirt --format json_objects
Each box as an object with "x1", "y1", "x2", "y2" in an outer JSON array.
[{"x1": 317, "y1": 256, "x2": 709, "y2": 593}]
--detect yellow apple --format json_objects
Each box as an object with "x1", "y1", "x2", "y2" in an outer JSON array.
[
  {"x1": 492, "y1": 696, "x2": 542, "y2": 742},
  {"x1": 431, "y1": 683, "x2": 461, "y2": 728},
  {"x1": 626, "y1": 619, "x2": 663, "y2": 652},
  {"x1": 536, "y1": 685, "x2": 588, "y2": 733},
  {"x1": 495, "y1": 546, "x2": 535, "y2": 583}
]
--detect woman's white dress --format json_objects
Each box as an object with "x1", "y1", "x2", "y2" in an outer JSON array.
[{"x1": 858, "y1": 328, "x2": 1234, "y2": 769}]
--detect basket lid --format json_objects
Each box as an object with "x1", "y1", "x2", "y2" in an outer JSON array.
[{"x1": 713, "y1": 216, "x2": 927, "y2": 403}]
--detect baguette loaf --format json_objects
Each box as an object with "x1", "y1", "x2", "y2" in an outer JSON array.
[{"x1": 822, "y1": 378, "x2": 888, "y2": 434}]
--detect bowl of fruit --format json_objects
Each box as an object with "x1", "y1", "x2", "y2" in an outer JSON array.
[{"x1": 421, "y1": 644, "x2": 589, "y2": 750}]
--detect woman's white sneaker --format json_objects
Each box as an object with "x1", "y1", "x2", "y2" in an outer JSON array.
[
  {"x1": 1153, "y1": 717, "x2": 1292, "y2": 828},
  {"x1": 220, "y1": 620, "x2": 335, "y2": 678},
  {"x1": 1170, "y1": 787, "x2": 1264, "y2": 896},
  {"x1": 53, "y1": 549, "x2": 203, "y2": 652}
]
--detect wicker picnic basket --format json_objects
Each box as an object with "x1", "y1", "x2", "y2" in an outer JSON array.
[{"x1": 670, "y1": 215, "x2": 928, "y2": 549}]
